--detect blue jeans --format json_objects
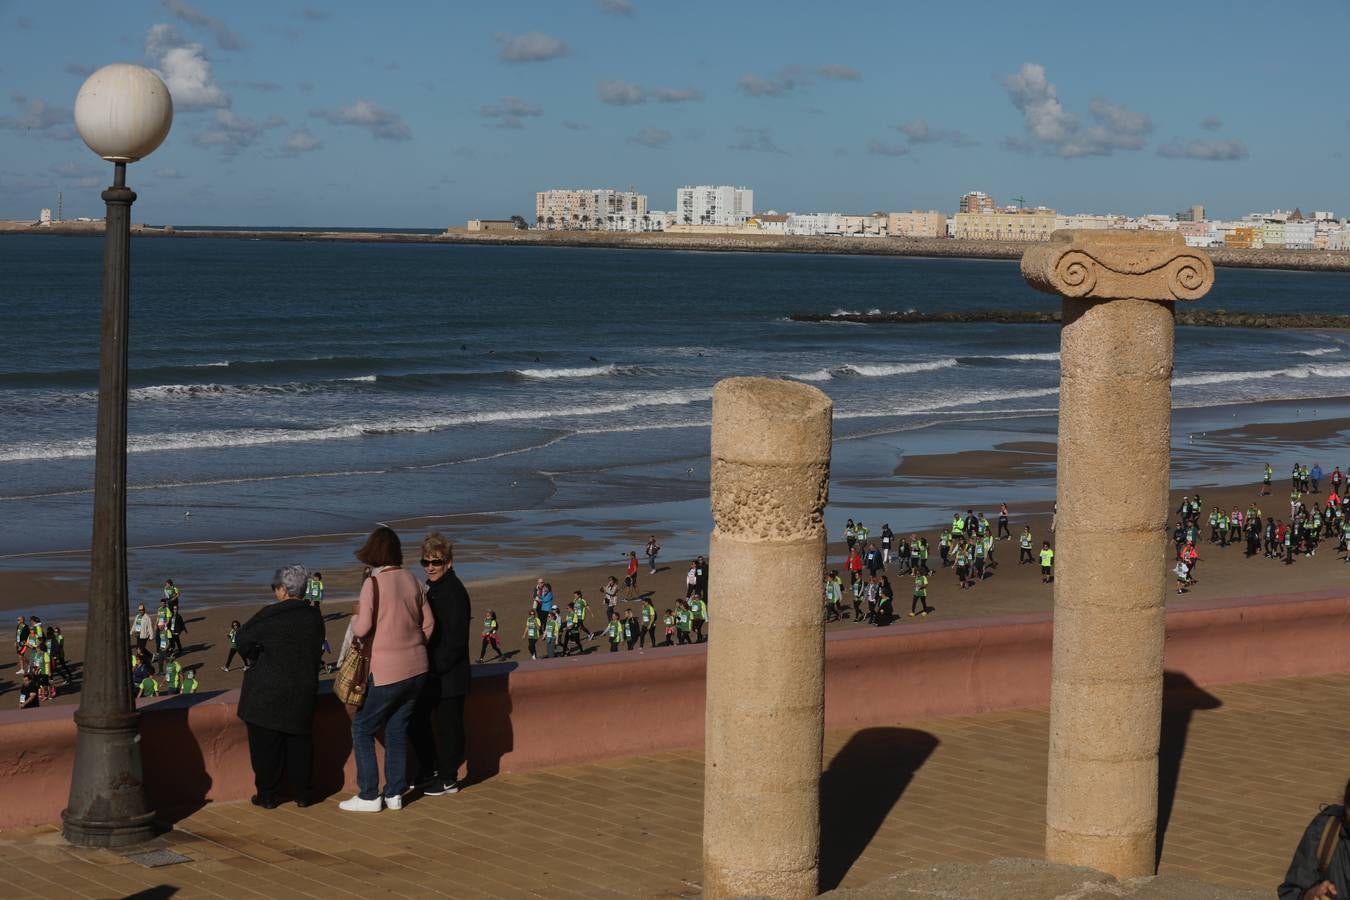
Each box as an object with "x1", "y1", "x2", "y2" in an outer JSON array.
[{"x1": 351, "y1": 672, "x2": 426, "y2": 801}]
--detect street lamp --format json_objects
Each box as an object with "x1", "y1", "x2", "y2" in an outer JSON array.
[{"x1": 64, "y1": 64, "x2": 173, "y2": 849}]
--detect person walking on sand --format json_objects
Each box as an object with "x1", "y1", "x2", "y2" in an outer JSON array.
[
  {"x1": 341, "y1": 527, "x2": 435, "y2": 814},
  {"x1": 130, "y1": 605, "x2": 155, "y2": 661},
  {"x1": 639, "y1": 597, "x2": 658, "y2": 649},
  {"x1": 1039, "y1": 542, "x2": 1055, "y2": 583},
  {"x1": 221, "y1": 620, "x2": 245, "y2": 672},
  {"x1": 573, "y1": 590, "x2": 596, "y2": 640},
  {"x1": 603, "y1": 576, "x2": 620, "y2": 622},
  {"x1": 689, "y1": 593, "x2": 708, "y2": 642},
  {"x1": 624, "y1": 551, "x2": 640, "y2": 600},
  {"x1": 561, "y1": 602, "x2": 585, "y2": 656},
  {"x1": 14, "y1": 616, "x2": 29, "y2": 675},
  {"x1": 998, "y1": 502, "x2": 1011, "y2": 540},
  {"x1": 686, "y1": 561, "x2": 698, "y2": 598},
  {"x1": 663, "y1": 608, "x2": 676, "y2": 646},
  {"x1": 543, "y1": 610, "x2": 560, "y2": 659},
  {"x1": 477, "y1": 610, "x2": 503, "y2": 662},
  {"x1": 675, "y1": 600, "x2": 693, "y2": 645},
  {"x1": 1019, "y1": 526, "x2": 1035, "y2": 564},
  {"x1": 523, "y1": 608, "x2": 542, "y2": 660},
  {"x1": 645, "y1": 535, "x2": 661, "y2": 574},
  {"x1": 605, "y1": 614, "x2": 623, "y2": 653},
  {"x1": 910, "y1": 571, "x2": 932, "y2": 617},
  {"x1": 1262, "y1": 462, "x2": 1273, "y2": 496}
]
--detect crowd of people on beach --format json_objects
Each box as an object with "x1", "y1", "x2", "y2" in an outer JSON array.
[
  {"x1": 826, "y1": 507, "x2": 1055, "y2": 625},
  {"x1": 13, "y1": 613, "x2": 73, "y2": 707}
]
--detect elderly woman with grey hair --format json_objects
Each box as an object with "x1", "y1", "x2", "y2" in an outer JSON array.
[{"x1": 235, "y1": 563, "x2": 326, "y2": 809}]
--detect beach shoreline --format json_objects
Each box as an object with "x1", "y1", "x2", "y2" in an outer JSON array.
[{"x1": 4, "y1": 223, "x2": 1350, "y2": 273}]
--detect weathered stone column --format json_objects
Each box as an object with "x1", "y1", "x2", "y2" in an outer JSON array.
[
  {"x1": 703, "y1": 377, "x2": 832, "y2": 900},
  {"x1": 1022, "y1": 231, "x2": 1214, "y2": 878}
]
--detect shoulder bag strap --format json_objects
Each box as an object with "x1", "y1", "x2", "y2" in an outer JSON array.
[
  {"x1": 1317, "y1": 811, "x2": 1342, "y2": 881},
  {"x1": 360, "y1": 574, "x2": 380, "y2": 659}
]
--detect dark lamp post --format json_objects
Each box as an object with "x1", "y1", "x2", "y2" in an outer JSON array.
[{"x1": 64, "y1": 63, "x2": 173, "y2": 849}]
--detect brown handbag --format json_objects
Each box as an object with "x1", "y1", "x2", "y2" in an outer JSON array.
[{"x1": 334, "y1": 575, "x2": 378, "y2": 707}]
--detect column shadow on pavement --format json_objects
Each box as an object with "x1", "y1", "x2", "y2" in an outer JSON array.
[
  {"x1": 464, "y1": 662, "x2": 515, "y2": 785},
  {"x1": 1155, "y1": 670, "x2": 1223, "y2": 867},
  {"x1": 819, "y1": 726, "x2": 940, "y2": 891}
]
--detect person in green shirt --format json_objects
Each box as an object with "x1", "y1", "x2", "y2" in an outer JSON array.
[
  {"x1": 663, "y1": 609, "x2": 676, "y2": 646},
  {"x1": 543, "y1": 610, "x2": 561, "y2": 659},
  {"x1": 1019, "y1": 527, "x2": 1034, "y2": 564},
  {"x1": 181, "y1": 668, "x2": 200, "y2": 694},
  {"x1": 164, "y1": 657, "x2": 183, "y2": 694},
  {"x1": 572, "y1": 591, "x2": 596, "y2": 640},
  {"x1": 689, "y1": 594, "x2": 707, "y2": 643},
  {"x1": 138, "y1": 674, "x2": 160, "y2": 698},
  {"x1": 523, "y1": 610, "x2": 542, "y2": 660},
  {"x1": 639, "y1": 599, "x2": 658, "y2": 648},
  {"x1": 562, "y1": 602, "x2": 585, "y2": 656},
  {"x1": 675, "y1": 600, "x2": 693, "y2": 645},
  {"x1": 478, "y1": 610, "x2": 504, "y2": 663},
  {"x1": 910, "y1": 572, "x2": 932, "y2": 617},
  {"x1": 622, "y1": 609, "x2": 638, "y2": 651},
  {"x1": 1261, "y1": 462, "x2": 1272, "y2": 495},
  {"x1": 305, "y1": 572, "x2": 324, "y2": 608},
  {"x1": 605, "y1": 615, "x2": 623, "y2": 653},
  {"x1": 1039, "y1": 542, "x2": 1055, "y2": 583}
]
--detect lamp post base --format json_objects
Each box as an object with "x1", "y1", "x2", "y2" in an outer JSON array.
[{"x1": 61, "y1": 711, "x2": 158, "y2": 848}]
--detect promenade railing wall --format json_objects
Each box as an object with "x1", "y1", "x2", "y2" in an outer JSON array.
[{"x1": 1, "y1": 590, "x2": 1346, "y2": 829}]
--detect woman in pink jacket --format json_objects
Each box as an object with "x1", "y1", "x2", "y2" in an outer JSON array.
[{"x1": 340, "y1": 527, "x2": 435, "y2": 813}]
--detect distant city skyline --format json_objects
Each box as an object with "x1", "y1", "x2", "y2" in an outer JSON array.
[{"x1": 1, "y1": 1, "x2": 1347, "y2": 227}]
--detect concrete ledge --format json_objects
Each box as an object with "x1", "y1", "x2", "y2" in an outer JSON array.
[{"x1": 1, "y1": 591, "x2": 1346, "y2": 830}]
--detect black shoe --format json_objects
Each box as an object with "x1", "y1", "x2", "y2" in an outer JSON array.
[
  {"x1": 295, "y1": 797, "x2": 315, "y2": 808},
  {"x1": 422, "y1": 781, "x2": 461, "y2": 797},
  {"x1": 250, "y1": 794, "x2": 278, "y2": 810}
]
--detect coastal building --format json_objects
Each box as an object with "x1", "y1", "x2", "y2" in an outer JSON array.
[
  {"x1": 1224, "y1": 226, "x2": 1261, "y2": 249},
  {"x1": 1328, "y1": 227, "x2": 1350, "y2": 250},
  {"x1": 952, "y1": 207, "x2": 1056, "y2": 241},
  {"x1": 677, "y1": 185, "x2": 754, "y2": 227},
  {"x1": 887, "y1": 210, "x2": 946, "y2": 238},
  {"x1": 466, "y1": 219, "x2": 520, "y2": 233},
  {"x1": 785, "y1": 213, "x2": 840, "y2": 236},
  {"x1": 747, "y1": 213, "x2": 789, "y2": 234},
  {"x1": 535, "y1": 189, "x2": 648, "y2": 230},
  {"x1": 38, "y1": 208, "x2": 52, "y2": 226},
  {"x1": 1260, "y1": 220, "x2": 1287, "y2": 248},
  {"x1": 959, "y1": 191, "x2": 995, "y2": 214}
]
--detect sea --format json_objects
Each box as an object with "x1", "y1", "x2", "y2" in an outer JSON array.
[{"x1": 2, "y1": 234, "x2": 1349, "y2": 609}]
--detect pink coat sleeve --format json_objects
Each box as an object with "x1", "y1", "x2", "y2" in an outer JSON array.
[{"x1": 352, "y1": 576, "x2": 375, "y2": 639}]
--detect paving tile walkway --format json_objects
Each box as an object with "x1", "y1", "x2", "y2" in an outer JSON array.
[{"x1": 4, "y1": 670, "x2": 1349, "y2": 898}]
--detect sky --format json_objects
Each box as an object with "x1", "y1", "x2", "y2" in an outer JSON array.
[{"x1": 1, "y1": 0, "x2": 1347, "y2": 228}]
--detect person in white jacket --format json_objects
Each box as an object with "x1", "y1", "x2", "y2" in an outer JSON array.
[{"x1": 130, "y1": 604, "x2": 157, "y2": 658}]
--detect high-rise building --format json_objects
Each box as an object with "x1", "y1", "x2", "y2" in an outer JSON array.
[
  {"x1": 958, "y1": 191, "x2": 995, "y2": 214},
  {"x1": 535, "y1": 189, "x2": 648, "y2": 229},
  {"x1": 676, "y1": 186, "x2": 754, "y2": 226}
]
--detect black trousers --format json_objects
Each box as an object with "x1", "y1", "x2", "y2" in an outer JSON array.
[
  {"x1": 246, "y1": 722, "x2": 312, "y2": 803},
  {"x1": 409, "y1": 674, "x2": 468, "y2": 786}
]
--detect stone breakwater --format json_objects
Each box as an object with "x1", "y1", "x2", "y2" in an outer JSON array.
[
  {"x1": 789, "y1": 309, "x2": 1350, "y2": 329},
  {"x1": 8, "y1": 223, "x2": 1350, "y2": 273}
]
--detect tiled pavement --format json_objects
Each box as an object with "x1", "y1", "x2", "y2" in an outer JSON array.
[{"x1": 5, "y1": 670, "x2": 1350, "y2": 898}]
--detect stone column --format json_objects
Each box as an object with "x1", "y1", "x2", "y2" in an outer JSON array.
[
  {"x1": 703, "y1": 377, "x2": 832, "y2": 900},
  {"x1": 1022, "y1": 231, "x2": 1214, "y2": 879}
]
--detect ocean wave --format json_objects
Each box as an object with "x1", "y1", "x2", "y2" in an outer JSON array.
[
  {"x1": 0, "y1": 388, "x2": 714, "y2": 462},
  {"x1": 1291, "y1": 347, "x2": 1339, "y2": 357},
  {"x1": 1173, "y1": 362, "x2": 1350, "y2": 388},
  {"x1": 990, "y1": 352, "x2": 1060, "y2": 362},
  {"x1": 789, "y1": 369, "x2": 834, "y2": 382},
  {"x1": 515, "y1": 364, "x2": 623, "y2": 379},
  {"x1": 0, "y1": 355, "x2": 390, "y2": 390},
  {"x1": 838, "y1": 359, "x2": 959, "y2": 378}
]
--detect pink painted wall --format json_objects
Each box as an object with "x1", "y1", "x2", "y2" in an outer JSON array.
[{"x1": 1, "y1": 591, "x2": 1347, "y2": 830}]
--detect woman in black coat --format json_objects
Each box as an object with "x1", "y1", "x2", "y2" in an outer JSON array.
[
  {"x1": 409, "y1": 532, "x2": 472, "y2": 795},
  {"x1": 236, "y1": 564, "x2": 325, "y2": 808}
]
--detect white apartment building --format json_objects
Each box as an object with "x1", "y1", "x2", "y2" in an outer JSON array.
[
  {"x1": 676, "y1": 185, "x2": 753, "y2": 226},
  {"x1": 535, "y1": 189, "x2": 648, "y2": 229},
  {"x1": 1328, "y1": 227, "x2": 1350, "y2": 250},
  {"x1": 1284, "y1": 221, "x2": 1316, "y2": 249},
  {"x1": 785, "y1": 213, "x2": 841, "y2": 236},
  {"x1": 601, "y1": 210, "x2": 674, "y2": 232}
]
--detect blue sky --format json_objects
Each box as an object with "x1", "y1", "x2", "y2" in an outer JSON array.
[{"x1": 1, "y1": 0, "x2": 1347, "y2": 227}]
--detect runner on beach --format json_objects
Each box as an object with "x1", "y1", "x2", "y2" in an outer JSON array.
[
  {"x1": 639, "y1": 597, "x2": 658, "y2": 649},
  {"x1": 478, "y1": 610, "x2": 504, "y2": 662}
]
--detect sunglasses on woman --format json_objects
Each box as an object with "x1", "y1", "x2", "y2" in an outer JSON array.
[{"x1": 420, "y1": 558, "x2": 447, "y2": 568}]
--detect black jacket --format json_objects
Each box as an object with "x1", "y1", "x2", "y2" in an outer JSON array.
[
  {"x1": 1280, "y1": 806, "x2": 1350, "y2": 900},
  {"x1": 236, "y1": 599, "x2": 325, "y2": 735},
  {"x1": 424, "y1": 569, "x2": 472, "y2": 696}
]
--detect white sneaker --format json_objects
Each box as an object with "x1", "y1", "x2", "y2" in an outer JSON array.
[
  {"x1": 384, "y1": 794, "x2": 403, "y2": 810},
  {"x1": 338, "y1": 795, "x2": 383, "y2": 813}
]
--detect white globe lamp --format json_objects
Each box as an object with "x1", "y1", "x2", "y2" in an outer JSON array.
[{"x1": 74, "y1": 64, "x2": 173, "y2": 162}]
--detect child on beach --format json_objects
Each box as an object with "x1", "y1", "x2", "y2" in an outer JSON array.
[
  {"x1": 1019, "y1": 527, "x2": 1034, "y2": 564},
  {"x1": 663, "y1": 608, "x2": 676, "y2": 646},
  {"x1": 624, "y1": 551, "x2": 640, "y2": 600},
  {"x1": 605, "y1": 615, "x2": 623, "y2": 653},
  {"x1": 1039, "y1": 542, "x2": 1055, "y2": 583},
  {"x1": 478, "y1": 610, "x2": 504, "y2": 662}
]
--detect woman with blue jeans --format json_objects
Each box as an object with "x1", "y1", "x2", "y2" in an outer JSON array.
[{"x1": 340, "y1": 527, "x2": 435, "y2": 813}]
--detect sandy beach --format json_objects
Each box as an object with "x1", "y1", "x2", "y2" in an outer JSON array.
[{"x1": 5, "y1": 408, "x2": 1347, "y2": 708}]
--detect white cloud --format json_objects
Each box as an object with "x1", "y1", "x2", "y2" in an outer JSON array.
[
  {"x1": 478, "y1": 96, "x2": 543, "y2": 130},
  {"x1": 898, "y1": 118, "x2": 977, "y2": 147},
  {"x1": 146, "y1": 24, "x2": 230, "y2": 111},
  {"x1": 866, "y1": 138, "x2": 909, "y2": 157},
  {"x1": 627, "y1": 127, "x2": 671, "y2": 148},
  {"x1": 162, "y1": 0, "x2": 242, "y2": 51},
  {"x1": 598, "y1": 80, "x2": 644, "y2": 105},
  {"x1": 282, "y1": 128, "x2": 322, "y2": 155},
  {"x1": 191, "y1": 109, "x2": 285, "y2": 156},
  {"x1": 1157, "y1": 138, "x2": 1248, "y2": 161},
  {"x1": 1001, "y1": 63, "x2": 1151, "y2": 157},
  {"x1": 816, "y1": 64, "x2": 860, "y2": 81},
  {"x1": 312, "y1": 100, "x2": 412, "y2": 140},
  {"x1": 600, "y1": 0, "x2": 633, "y2": 14},
  {"x1": 730, "y1": 126, "x2": 784, "y2": 153},
  {"x1": 495, "y1": 32, "x2": 568, "y2": 63},
  {"x1": 738, "y1": 73, "x2": 798, "y2": 98},
  {"x1": 0, "y1": 94, "x2": 75, "y2": 140},
  {"x1": 650, "y1": 86, "x2": 702, "y2": 103}
]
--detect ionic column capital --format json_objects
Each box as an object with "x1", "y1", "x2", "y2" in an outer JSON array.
[{"x1": 1021, "y1": 229, "x2": 1214, "y2": 302}]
